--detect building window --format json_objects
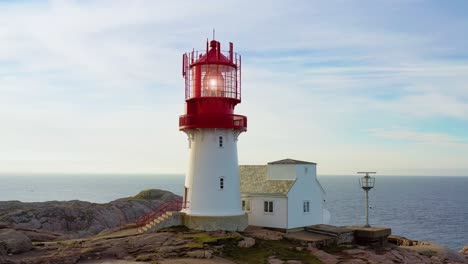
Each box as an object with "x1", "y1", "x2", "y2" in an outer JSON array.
[
  {"x1": 219, "y1": 136, "x2": 223, "y2": 148},
  {"x1": 303, "y1": 201, "x2": 310, "y2": 213},
  {"x1": 219, "y1": 177, "x2": 224, "y2": 190},
  {"x1": 304, "y1": 167, "x2": 308, "y2": 174},
  {"x1": 242, "y1": 199, "x2": 251, "y2": 212},
  {"x1": 264, "y1": 201, "x2": 274, "y2": 213}
]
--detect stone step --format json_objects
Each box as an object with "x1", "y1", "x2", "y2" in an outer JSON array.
[
  {"x1": 138, "y1": 211, "x2": 184, "y2": 234},
  {"x1": 306, "y1": 224, "x2": 353, "y2": 237}
]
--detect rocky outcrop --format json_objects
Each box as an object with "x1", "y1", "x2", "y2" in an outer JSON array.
[
  {"x1": 460, "y1": 246, "x2": 468, "y2": 255},
  {"x1": 243, "y1": 226, "x2": 284, "y2": 240},
  {"x1": 237, "y1": 236, "x2": 255, "y2": 248},
  {"x1": 0, "y1": 189, "x2": 180, "y2": 238},
  {"x1": 388, "y1": 235, "x2": 467, "y2": 263},
  {"x1": 0, "y1": 229, "x2": 32, "y2": 254}
]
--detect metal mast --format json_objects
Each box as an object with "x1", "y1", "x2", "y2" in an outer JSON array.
[{"x1": 358, "y1": 172, "x2": 376, "y2": 227}]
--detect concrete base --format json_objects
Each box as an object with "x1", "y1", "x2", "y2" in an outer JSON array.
[
  {"x1": 183, "y1": 213, "x2": 248, "y2": 232},
  {"x1": 305, "y1": 224, "x2": 355, "y2": 244},
  {"x1": 345, "y1": 226, "x2": 391, "y2": 246}
]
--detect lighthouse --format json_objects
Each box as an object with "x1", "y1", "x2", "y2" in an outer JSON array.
[{"x1": 179, "y1": 39, "x2": 248, "y2": 231}]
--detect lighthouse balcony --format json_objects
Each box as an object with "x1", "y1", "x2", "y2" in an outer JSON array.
[{"x1": 179, "y1": 114, "x2": 247, "y2": 130}]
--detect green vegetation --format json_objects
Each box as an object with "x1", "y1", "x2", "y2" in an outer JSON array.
[
  {"x1": 135, "y1": 254, "x2": 153, "y2": 261},
  {"x1": 57, "y1": 240, "x2": 79, "y2": 247},
  {"x1": 323, "y1": 242, "x2": 355, "y2": 254},
  {"x1": 223, "y1": 239, "x2": 322, "y2": 264},
  {"x1": 419, "y1": 249, "x2": 437, "y2": 257},
  {"x1": 180, "y1": 232, "x2": 241, "y2": 249},
  {"x1": 159, "y1": 225, "x2": 190, "y2": 233},
  {"x1": 133, "y1": 189, "x2": 166, "y2": 200}
]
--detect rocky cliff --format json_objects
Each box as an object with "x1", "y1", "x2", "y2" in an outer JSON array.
[
  {"x1": 0, "y1": 189, "x2": 181, "y2": 239},
  {"x1": 1, "y1": 190, "x2": 467, "y2": 264},
  {"x1": 0, "y1": 225, "x2": 467, "y2": 264}
]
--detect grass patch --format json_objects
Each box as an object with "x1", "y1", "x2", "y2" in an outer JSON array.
[
  {"x1": 133, "y1": 189, "x2": 167, "y2": 200},
  {"x1": 159, "y1": 225, "x2": 190, "y2": 233},
  {"x1": 57, "y1": 240, "x2": 79, "y2": 247},
  {"x1": 223, "y1": 239, "x2": 322, "y2": 264},
  {"x1": 135, "y1": 254, "x2": 153, "y2": 261},
  {"x1": 323, "y1": 242, "x2": 355, "y2": 254},
  {"x1": 179, "y1": 232, "x2": 241, "y2": 250},
  {"x1": 420, "y1": 249, "x2": 437, "y2": 257}
]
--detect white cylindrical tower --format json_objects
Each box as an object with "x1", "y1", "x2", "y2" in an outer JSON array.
[
  {"x1": 179, "y1": 39, "x2": 247, "y2": 230},
  {"x1": 183, "y1": 129, "x2": 243, "y2": 216}
]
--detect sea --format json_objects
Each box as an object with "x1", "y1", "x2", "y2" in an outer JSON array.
[{"x1": 0, "y1": 174, "x2": 466, "y2": 251}]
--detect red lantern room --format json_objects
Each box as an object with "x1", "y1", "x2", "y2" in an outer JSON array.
[{"x1": 179, "y1": 39, "x2": 247, "y2": 131}]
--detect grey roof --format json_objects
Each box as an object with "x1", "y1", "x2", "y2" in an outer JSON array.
[
  {"x1": 239, "y1": 165, "x2": 295, "y2": 195},
  {"x1": 268, "y1": 158, "x2": 316, "y2": 165}
]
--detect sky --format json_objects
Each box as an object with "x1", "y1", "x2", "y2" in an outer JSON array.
[{"x1": 0, "y1": 0, "x2": 467, "y2": 176}]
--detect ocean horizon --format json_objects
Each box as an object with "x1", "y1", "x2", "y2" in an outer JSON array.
[{"x1": 0, "y1": 174, "x2": 467, "y2": 251}]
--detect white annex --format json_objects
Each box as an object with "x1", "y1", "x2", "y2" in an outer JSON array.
[{"x1": 239, "y1": 159, "x2": 329, "y2": 231}]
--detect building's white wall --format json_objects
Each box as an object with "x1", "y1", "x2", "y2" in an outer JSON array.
[
  {"x1": 287, "y1": 164, "x2": 324, "y2": 229},
  {"x1": 242, "y1": 195, "x2": 288, "y2": 229},
  {"x1": 267, "y1": 164, "x2": 297, "y2": 180},
  {"x1": 183, "y1": 128, "x2": 244, "y2": 216}
]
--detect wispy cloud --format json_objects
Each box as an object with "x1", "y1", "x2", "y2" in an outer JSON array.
[
  {"x1": 368, "y1": 128, "x2": 468, "y2": 146},
  {"x1": 0, "y1": 1, "x2": 467, "y2": 174}
]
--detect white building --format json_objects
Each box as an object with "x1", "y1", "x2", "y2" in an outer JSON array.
[{"x1": 240, "y1": 159, "x2": 329, "y2": 231}]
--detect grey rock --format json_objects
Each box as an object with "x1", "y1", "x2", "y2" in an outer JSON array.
[
  {"x1": 0, "y1": 241, "x2": 7, "y2": 255},
  {"x1": 0, "y1": 256, "x2": 16, "y2": 264},
  {"x1": 101, "y1": 246, "x2": 128, "y2": 259},
  {"x1": 268, "y1": 258, "x2": 284, "y2": 264},
  {"x1": 0, "y1": 189, "x2": 180, "y2": 238},
  {"x1": 186, "y1": 249, "x2": 213, "y2": 259},
  {"x1": 0, "y1": 229, "x2": 32, "y2": 254},
  {"x1": 237, "y1": 236, "x2": 255, "y2": 248},
  {"x1": 460, "y1": 246, "x2": 468, "y2": 254},
  {"x1": 187, "y1": 250, "x2": 205, "y2": 258}
]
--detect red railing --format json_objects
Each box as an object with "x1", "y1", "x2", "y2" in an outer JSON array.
[
  {"x1": 135, "y1": 200, "x2": 188, "y2": 227},
  {"x1": 179, "y1": 114, "x2": 247, "y2": 131},
  {"x1": 183, "y1": 49, "x2": 242, "y2": 101}
]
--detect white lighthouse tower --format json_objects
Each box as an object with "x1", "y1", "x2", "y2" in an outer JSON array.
[{"x1": 179, "y1": 39, "x2": 248, "y2": 231}]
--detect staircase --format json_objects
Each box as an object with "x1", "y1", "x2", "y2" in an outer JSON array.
[{"x1": 136, "y1": 200, "x2": 187, "y2": 234}]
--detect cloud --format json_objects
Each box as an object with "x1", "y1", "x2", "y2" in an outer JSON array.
[
  {"x1": 368, "y1": 128, "x2": 468, "y2": 146},
  {"x1": 0, "y1": 1, "x2": 467, "y2": 174}
]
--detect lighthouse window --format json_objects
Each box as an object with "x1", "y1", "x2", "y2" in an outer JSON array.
[
  {"x1": 264, "y1": 201, "x2": 274, "y2": 213},
  {"x1": 303, "y1": 201, "x2": 310, "y2": 213},
  {"x1": 219, "y1": 136, "x2": 223, "y2": 148},
  {"x1": 219, "y1": 177, "x2": 224, "y2": 189}
]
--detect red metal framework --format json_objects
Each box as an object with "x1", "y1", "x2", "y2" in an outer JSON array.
[
  {"x1": 182, "y1": 41, "x2": 242, "y2": 101},
  {"x1": 180, "y1": 39, "x2": 246, "y2": 131},
  {"x1": 179, "y1": 114, "x2": 247, "y2": 131},
  {"x1": 135, "y1": 199, "x2": 188, "y2": 227}
]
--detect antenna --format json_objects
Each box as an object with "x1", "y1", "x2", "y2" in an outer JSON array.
[
  {"x1": 358, "y1": 171, "x2": 376, "y2": 227},
  {"x1": 213, "y1": 28, "x2": 215, "y2": 40}
]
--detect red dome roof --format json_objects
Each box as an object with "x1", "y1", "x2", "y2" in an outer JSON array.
[{"x1": 191, "y1": 40, "x2": 236, "y2": 67}]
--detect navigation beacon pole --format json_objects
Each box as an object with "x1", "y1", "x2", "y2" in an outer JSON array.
[{"x1": 358, "y1": 172, "x2": 376, "y2": 227}]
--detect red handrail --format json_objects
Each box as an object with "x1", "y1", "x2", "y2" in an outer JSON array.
[{"x1": 135, "y1": 199, "x2": 188, "y2": 227}]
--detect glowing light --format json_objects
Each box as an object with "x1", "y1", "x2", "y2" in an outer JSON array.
[{"x1": 209, "y1": 79, "x2": 217, "y2": 90}]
